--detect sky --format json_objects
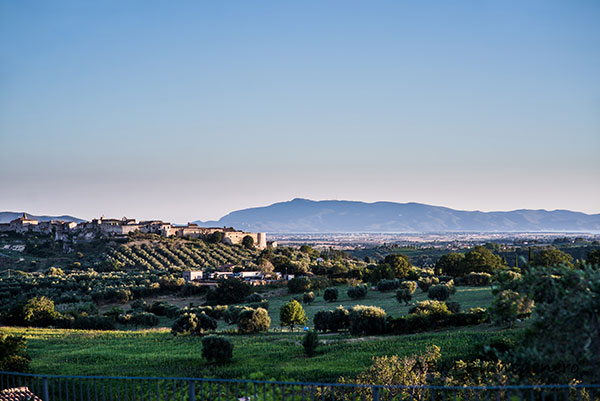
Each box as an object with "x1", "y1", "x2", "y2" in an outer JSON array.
[{"x1": 1, "y1": 1, "x2": 599, "y2": 223}]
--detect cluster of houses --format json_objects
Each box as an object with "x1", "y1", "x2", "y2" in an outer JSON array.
[
  {"x1": 0, "y1": 214, "x2": 270, "y2": 249},
  {"x1": 182, "y1": 269, "x2": 293, "y2": 286}
]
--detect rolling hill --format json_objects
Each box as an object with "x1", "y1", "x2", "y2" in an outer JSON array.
[{"x1": 193, "y1": 198, "x2": 600, "y2": 233}]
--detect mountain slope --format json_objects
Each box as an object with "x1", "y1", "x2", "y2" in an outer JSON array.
[
  {"x1": 193, "y1": 199, "x2": 600, "y2": 233},
  {"x1": 0, "y1": 212, "x2": 86, "y2": 224}
]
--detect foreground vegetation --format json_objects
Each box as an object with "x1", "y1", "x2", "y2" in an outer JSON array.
[{"x1": 0, "y1": 325, "x2": 519, "y2": 382}]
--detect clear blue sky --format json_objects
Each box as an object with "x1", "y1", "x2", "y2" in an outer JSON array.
[{"x1": 1, "y1": 1, "x2": 599, "y2": 222}]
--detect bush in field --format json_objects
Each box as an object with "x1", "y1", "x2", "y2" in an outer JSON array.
[
  {"x1": 207, "y1": 279, "x2": 251, "y2": 305},
  {"x1": 287, "y1": 277, "x2": 311, "y2": 294},
  {"x1": 171, "y1": 312, "x2": 217, "y2": 335},
  {"x1": 323, "y1": 288, "x2": 339, "y2": 302},
  {"x1": 417, "y1": 277, "x2": 439, "y2": 292},
  {"x1": 409, "y1": 300, "x2": 451, "y2": 316},
  {"x1": 302, "y1": 331, "x2": 319, "y2": 357},
  {"x1": 202, "y1": 336, "x2": 233, "y2": 363},
  {"x1": 279, "y1": 300, "x2": 307, "y2": 331},
  {"x1": 314, "y1": 306, "x2": 350, "y2": 333},
  {"x1": 303, "y1": 291, "x2": 315, "y2": 304},
  {"x1": 102, "y1": 305, "x2": 123, "y2": 318},
  {"x1": 400, "y1": 281, "x2": 417, "y2": 294},
  {"x1": 488, "y1": 289, "x2": 534, "y2": 327},
  {"x1": 0, "y1": 335, "x2": 31, "y2": 372},
  {"x1": 376, "y1": 279, "x2": 400, "y2": 292},
  {"x1": 244, "y1": 293, "x2": 263, "y2": 303},
  {"x1": 224, "y1": 305, "x2": 254, "y2": 324},
  {"x1": 71, "y1": 315, "x2": 115, "y2": 330},
  {"x1": 130, "y1": 312, "x2": 159, "y2": 327},
  {"x1": 396, "y1": 289, "x2": 412, "y2": 305},
  {"x1": 464, "y1": 272, "x2": 492, "y2": 286},
  {"x1": 237, "y1": 307, "x2": 270, "y2": 334},
  {"x1": 428, "y1": 284, "x2": 451, "y2": 301},
  {"x1": 21, "y1": 296, "x2": 60, "y2": 327},
  {"x1": 347, "y1": 285, "x2": 368, "y2": 300},
  {"x1": 445, "y1": 301, "x2": 461, "y2": 314},
  {"x1": 349, "y1": 305, "x2": 387, "y2": 335}
]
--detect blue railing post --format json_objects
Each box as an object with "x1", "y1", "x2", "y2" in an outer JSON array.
[
  {"x1": 42, "y1": 377, "x2": 49, "y2": 401},
  {"x1": 373, "y1": 386, "x2": 380, "y2": 401},
  {"x1": 189, "y1": 380, "x2": 196, "y2": 401}
]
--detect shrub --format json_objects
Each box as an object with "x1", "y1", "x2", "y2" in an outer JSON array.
[
  {"x1": 396, "y1": 289, "x2": 411, "y2": 305},
  {"x1": 427, "y1": 284, "x2": 451, "y2": 301},
  {"x1": 303, "y1": 291, "x2": 315, "y2": 304},
  {"x1": 279, "y1": 300, "x2": 307, "y2": 331},
  {"x1": 202, "y1": 336, "x2": 233, "y2": 363},
  {"x1": 171, "y1": 312, "x2": 217, "y2": 335},
  {"x1": 237, "y1": 307, "x2": 270, "y2": 334},
  {"x1": 302, "y1": 331, "x2": 319, "y2": 357},
  {"x1": 323, "y1": 288, "x2": 339, "y2": 302},
  {"x1": 339, "y1": 346, "x2": 441, "y2": 395},
  {"x1": 224, "y1": 305, "x2": 254, "y2": 324},
  {"x1": 0, "y1": 335, "x2": 31, "y2": 372},
  {"x1": 244, "y1": 293, "x2": 263, "y2": 303},
  {"x1": 287, "y1": 277, "x2": 311, "y2": 294},
  {"x1": 445, "y1": 301, "x2": 461, "y2": 314},
  {"x1": 313, "y1": 306, "x2": 350, "y2": 333},
  {"x1": 130, "y1": 312, "x2": 159, "y2": 327},
  {"x1": 207, "y1": 279, "x2": 252, "y2": 305},
  {"x1": 417, "y1": 277, "x2": 439, "y2": 292},
  {"x1": 464, "y1": 272, "x2": 492, "y2": 286},
  {"x1": 376, "y1": 279, "x2": 400, "y2": 292},
  {"x1": 347, "y1": 285, "x2": 368, "y2": 300},
  {"x1": 400, "y1": 281, "x2": 417, "y2": 294},
  {"x1": 409, "y1": 300, "x2": 451, "y2": 316},
  {"x1": 488, "y1": 289, "x2": 534, "y2": 327},
  {"x1": 349, "y1": 305, "x2": 387, "y2": 335},
  {"x1": 71, "y1": 315, "x2": 115, "y2": 330}
]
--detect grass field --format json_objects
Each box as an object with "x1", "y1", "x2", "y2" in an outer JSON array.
[
  {"x1": 1, "y1": 325, "x2": 520, "y2": 382},
  {"x1": 265, "y1": 285, "x2": 493, "y2": 328}
]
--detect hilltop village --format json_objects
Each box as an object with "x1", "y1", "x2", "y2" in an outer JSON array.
[{"x1": 0, "y1": 213, "x2": 269, "y2": 249}]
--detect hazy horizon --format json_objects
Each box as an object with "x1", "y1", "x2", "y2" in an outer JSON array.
[{"x1": 1, "y1": 1, "x2": 599, "y2": 222}]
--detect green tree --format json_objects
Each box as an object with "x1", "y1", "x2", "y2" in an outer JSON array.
[
  {"x1": 207, "y1": 278, "x2": 251, "y2": 305},
  {"x1": 21, "y1": 296, "x2": 60, "y2": 327},
  {"x1": 237, "y1": 307, "x2": 270, "y2": 334},
  {"x1": 460, "y1": 246, "x2": 506, "y2": 276},
  {"x1": 587, "y1": 249, "x2": 600, "y2": 266},
  {"x1": 242, "y1": 235, "x2": 255, "y2": 249},
  {"x1": 207, "y1": 231, "x2": 224, "y2": 244},
  {"x1": 435, "y1": 253, "x2": 465, "y2": 277},
  {"x1": 383, "y1": 254, "x2": 412, "y2": 279},
  {"x1": 532, "y1": 248, "x2": 574, "y2": 268},
  {"x1": 279, "y1": 299, "x2": 307, "y2": 331},
  {"x1": 302, "y1": 331, "x2": 319, "y2": 357}
]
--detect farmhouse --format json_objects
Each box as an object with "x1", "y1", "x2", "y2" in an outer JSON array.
[{"x1": 182, "y1": 270, "x2": 203, "y2": 281}]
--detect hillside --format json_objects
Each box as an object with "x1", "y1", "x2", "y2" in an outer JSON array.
[{"x1": 193, "y1": 198, "x2": 600, "y2": 233}]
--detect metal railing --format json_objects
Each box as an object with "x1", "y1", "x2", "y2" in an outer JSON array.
[{"x1": 1, "y1": 371, "x2": 599, "y2": 401}]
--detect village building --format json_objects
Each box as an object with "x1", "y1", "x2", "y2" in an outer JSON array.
[{"x1": 9, "y1": 213, "x2": 39, "y2": 233}]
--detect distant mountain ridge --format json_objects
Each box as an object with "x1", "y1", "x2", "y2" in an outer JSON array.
[
  {"x1": 0, "y1": 212, "x2": 85, "y2": 224},
  {"x1": 193, "y1": 198, "x2": 600, "y2": 233}
]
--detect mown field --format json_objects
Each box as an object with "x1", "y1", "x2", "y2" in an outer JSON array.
[{"x1": 0, "y1": 325, "x2": 520, "y2": 382}]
